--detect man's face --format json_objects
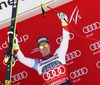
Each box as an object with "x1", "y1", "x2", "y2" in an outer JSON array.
[{"x1": 38, "y1": 41, "x2": 50, "y2": 56}]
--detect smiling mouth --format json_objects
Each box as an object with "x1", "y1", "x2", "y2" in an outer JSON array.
[{"x1": 44, "y1": 49, "x2": 47, "y2": 52}]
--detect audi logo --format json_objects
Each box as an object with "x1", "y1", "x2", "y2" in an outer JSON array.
[
  {"x1": 42, "y1": 65, "x2": 65, "y2": 81},
  {"x1": 56, "y1": 33, "x2": 74, "y2": 44},
  {"x1": 89, "y1": 41, "x2": 100, "y2": 51},
  {"x1": 11, "y1": 71, "x2": 28, "y2": 83},
  {"x1": 66, "y1": 50, "x2": 81, "y2": 61},
  {"x1": 96, "y1": 61, "x2": 100, "y2": 68},
  {"x1": 83, "y1": 22, "x2": 100, "y2": 34},
  {"x1": 70, "y1": 67, "x2": 88, "y2": 79}
]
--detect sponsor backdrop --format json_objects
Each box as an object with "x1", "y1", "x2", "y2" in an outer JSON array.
[{"x1": 0, "y1": 0, "x2": 100, "y2": 85}]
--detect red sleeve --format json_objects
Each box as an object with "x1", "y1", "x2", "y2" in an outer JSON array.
[{"x1": 64, "y1": 25, "x2": 69, "y2": 32}]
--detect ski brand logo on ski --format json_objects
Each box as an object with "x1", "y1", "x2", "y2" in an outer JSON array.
[
  {"x1": 13, "y1": 0, "x2": 17, "y2": 8},
  {"x1": 5, "y1": 80, "x2": 10, "y2": 85}
]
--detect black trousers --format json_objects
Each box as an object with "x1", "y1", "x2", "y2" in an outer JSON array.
[{"x1": 60, "y1": 80, "x2": 72, "y2": 85}]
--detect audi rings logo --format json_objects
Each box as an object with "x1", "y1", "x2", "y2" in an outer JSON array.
[
  {"x1": 66, "y1": 50, "x2": 81, "y2": 61},
  {"x1": 42, "y1": 65, "x2": 65, "y2": 81},
  {"x1": 56, "y1": 33, "x2": 74, "y2": 44},
  {"x1": 70, "y1": 67, "x2": 88, "y2": 79},
  {"x1": 96, "y1": 61, "x2": 100, "y2": 68},
  {"x1": 11, "y1": 71, "x2": 28, "y2": 83},
  {"x1": 83, "y1": 22, "x2": 100, "y2": 34},
  {"x1": 89, "y1": 41, "x2": 100, "y2": 51}
]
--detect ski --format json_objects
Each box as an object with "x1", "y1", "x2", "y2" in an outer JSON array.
[{"x1": 4, "y1": 0, "x2": 19, "y2": 85}]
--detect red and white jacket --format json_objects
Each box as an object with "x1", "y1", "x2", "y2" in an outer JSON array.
[{"x1": 16, "y1": 25, "x2": 69, "y2": 85}]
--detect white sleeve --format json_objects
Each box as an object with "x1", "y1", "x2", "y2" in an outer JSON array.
[
  {"x1": 55, "y1": 28, "x2": 69, "y2": 58},
  {"x1": 16, "y1": 49, "x2": 36, "y2": 68}
]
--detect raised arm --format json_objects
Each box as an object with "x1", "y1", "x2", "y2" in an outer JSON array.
[
  {"x1": 16, "y1": 49, "x2": 38, "y2": 68},
  {"x1": 14, "y1": 37, "x2": 39, "y2": 69},
  {"x1": 55, "y1": 12, "x2": 69, "y2": 57}
]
